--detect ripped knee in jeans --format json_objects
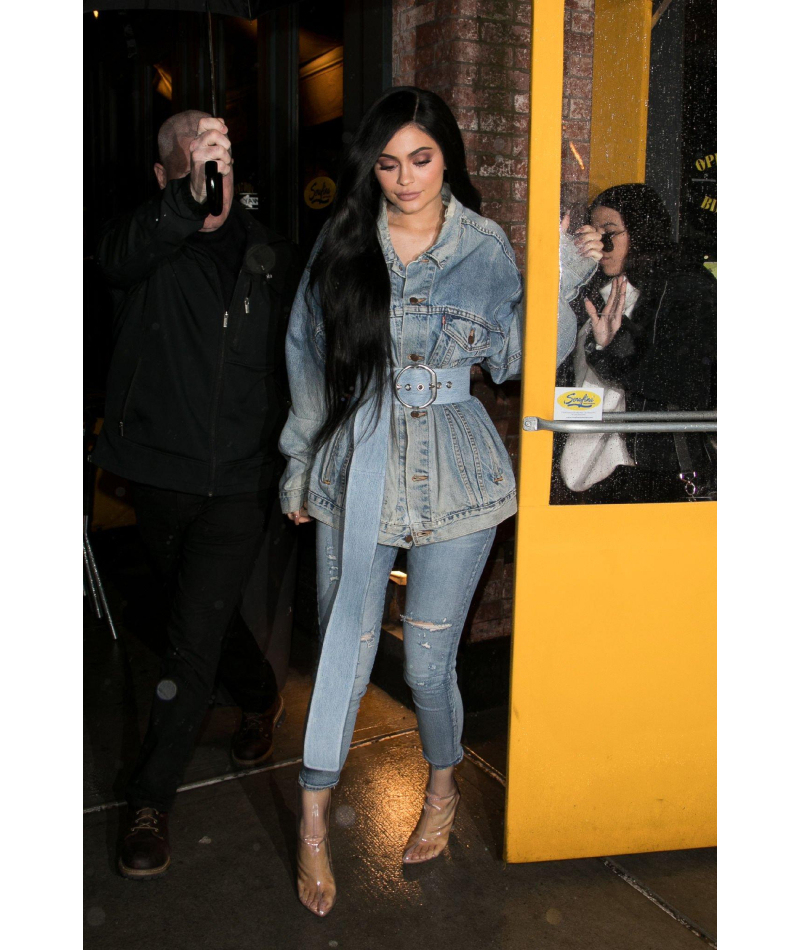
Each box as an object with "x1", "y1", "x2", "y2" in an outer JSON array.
[
  {"x1": 401, "y1": 615, "x2": 453, "y2": 680},
  {"x1": 360, "y1": 626, "x2": 376, "y2": 645},
  {"x1": 325, "y1": 543, "x2": 340, "y2": 584},
  {"x1": 401, "y1": 614, "x2": 452, "y2": 634}
]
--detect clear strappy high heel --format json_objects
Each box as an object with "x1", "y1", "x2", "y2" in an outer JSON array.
[
  {"x1": 297, "y1": 787, "x2": 337, "y2": 916},
  {"x1": 403, "y1": 781, "x2": 460, "y2": 864}
]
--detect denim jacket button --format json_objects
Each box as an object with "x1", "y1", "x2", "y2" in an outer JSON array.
[
  {"x1": 409, "y1": 353, "x2": 422, "y2": 362},
  {"x1": 409, "y1": 296, "x2": 425, "y2": 304},
  {"x1": 404, "y1": 534, "x2": 413, "y2": 543}
]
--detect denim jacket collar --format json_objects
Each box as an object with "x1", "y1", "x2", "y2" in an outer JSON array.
[{"x1": 377, "y1": 185, "x2": 462, "y2": 273}]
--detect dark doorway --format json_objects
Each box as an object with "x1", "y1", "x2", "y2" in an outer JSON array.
[
  {"x1": 646, "y1": 0, "x2": 716, "y2": 264},
  {"x1": 84, "y1": 1, "x2": 392, "y2": 391}
]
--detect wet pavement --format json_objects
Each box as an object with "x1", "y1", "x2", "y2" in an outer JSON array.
[{"x1": 84, "y1": 528, "x2": 716, "y2": 949}]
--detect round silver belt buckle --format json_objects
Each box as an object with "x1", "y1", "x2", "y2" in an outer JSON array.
[{"x1": 394, "y1": 364, "x2": 438, "y2": 409}]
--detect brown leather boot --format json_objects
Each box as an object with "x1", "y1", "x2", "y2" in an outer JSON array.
[
  {"x1": 118, "y1": 807, "x2": 170, "y2": 879},
  {"x1": 231, "y1": 694, "x2": 286, "y2": 767}
]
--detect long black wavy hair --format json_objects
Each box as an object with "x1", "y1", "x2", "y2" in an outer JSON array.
[
  {"x1": 588, "y1": 183, "x2": 676, "y2": 296},
  {"x1": 309, "y1": 86, "x2": 481, "y2": 449}
]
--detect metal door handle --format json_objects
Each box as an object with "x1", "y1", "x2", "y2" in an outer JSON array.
[{"x1": 522, "y1": 411, "x2": 716, "y2": 434}]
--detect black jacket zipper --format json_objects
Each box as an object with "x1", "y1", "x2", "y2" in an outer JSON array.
[
  {"x1": 197, "y1": 218, "x2": 263, "y2": 495},
  {"x1": 207, "y1": 308, "x2": 229, "y2": 495},
  {"x1": 232, "y1": 278, "x2": 253, "y2": 351},
  {"x1": 207, "y1": 263, "x2": 251, "y2": 495}
]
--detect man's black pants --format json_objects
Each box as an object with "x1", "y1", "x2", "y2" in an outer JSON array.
[{"x1": 126, "y1": 483, "x2": 279, "y2": 812}]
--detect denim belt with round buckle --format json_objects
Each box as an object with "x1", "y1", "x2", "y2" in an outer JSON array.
[{"x1": 393, "y1": 363, "x2": 470, "y2": 409}]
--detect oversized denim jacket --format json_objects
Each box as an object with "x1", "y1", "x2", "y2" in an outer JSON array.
[{"x1": 279, "y1": 189, "x2": 594, "y2": 547}]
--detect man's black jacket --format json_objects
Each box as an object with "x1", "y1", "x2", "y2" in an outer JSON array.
[{"x1": 91, "y1": 178, "x2": 300, "y2": 496}]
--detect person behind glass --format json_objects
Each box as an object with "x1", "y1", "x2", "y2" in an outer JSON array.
[
  {"x1": 92, "y1": 111, "x2": 298, "y2": 878},
  {"x1": 279, "y1": 87, "x2": 599, "y2": 917},
  {"x1": 566, "y1": 183, "x2": 716, "y2": 502}
]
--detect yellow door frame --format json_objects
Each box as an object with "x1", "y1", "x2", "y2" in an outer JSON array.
[
  {"x1": 589, "y1": 0, "x2": 653, "y2": 199},
  {"x1": 504, "y1": 0, "x2": 716, "y2": 864}
]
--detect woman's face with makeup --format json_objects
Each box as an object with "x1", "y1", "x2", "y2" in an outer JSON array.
[{"x1": 374, "y1": 123, "x2": 446, "y2": 217}]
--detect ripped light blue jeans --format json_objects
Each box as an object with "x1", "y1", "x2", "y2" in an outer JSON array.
[{"x1": 298, "y1": 522, "x2": 496, "y2": 790}]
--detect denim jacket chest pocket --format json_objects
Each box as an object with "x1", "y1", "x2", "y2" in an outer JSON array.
[{"x1": 429, "y1": 307, "x2": 499, "y2": 367}]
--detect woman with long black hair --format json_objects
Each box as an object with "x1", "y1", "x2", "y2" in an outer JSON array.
[
  {"x1": 558, "y1": 183, "x2": 716, "y2": 502},
  {"x1": 279, "y1": 86, "x2": 597, "y2": 916}
]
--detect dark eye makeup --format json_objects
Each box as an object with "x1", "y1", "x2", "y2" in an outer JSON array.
[{"x1": 377, "y1": 159, "x2": 433, "y2": 172}]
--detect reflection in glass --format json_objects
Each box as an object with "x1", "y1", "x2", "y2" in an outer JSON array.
[
  {"x1": 552, "y1": 0, "x2": 716, "y2": 506},
  {"x1": 554, "y1": 184, "x2": 716, "y2": 504}
]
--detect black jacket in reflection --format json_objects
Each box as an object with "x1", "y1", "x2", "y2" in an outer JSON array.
[
  {"x1": 553, "y1": 256, "x2": 717, "y2": 505},
  {"x1": 578, "y1": 264, "x2": 716, "y2": 475}
]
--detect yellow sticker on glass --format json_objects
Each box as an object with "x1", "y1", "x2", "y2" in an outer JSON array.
[
  {"x1": 304, "y1": 177, "x2": 336, "y2": 210},
  {"x1": 556, "y1": 390, "x2": 602, "y2": 411},
  {"x1": 553, "y1": 387, "x2": 604, "y2": 421}
]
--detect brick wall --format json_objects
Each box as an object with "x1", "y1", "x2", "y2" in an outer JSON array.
[
  {"x1": 393, "y1": 0, "x2": 532, "y2": 270},
  {"x1": 393, "y1": 0, "x2": 596, "y2": 250},
  {"x1": 391, "y1": 0, "x2": 595, "y2": 643},
  {"x1": 561, "y1": 0, "x2": 595, "y2": 215}
]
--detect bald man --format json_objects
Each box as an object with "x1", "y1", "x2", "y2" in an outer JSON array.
[
  {"x1": 92, "y1": 111, "x2": 300, "y2": 879},
  {"x1": 153, "y1": 110, "x2": 235, "y2": 231}
]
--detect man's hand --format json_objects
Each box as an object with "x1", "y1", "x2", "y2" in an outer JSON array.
[{"x1": 188, "y1": 117, "x2": 232, "y2": 204}]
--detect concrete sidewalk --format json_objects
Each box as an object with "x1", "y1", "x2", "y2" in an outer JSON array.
[
  {"x1": 84, "y1": 531, "x2": 716, "y2": 949},
  {"x1": 84, "y1": 724, "x2": 715, "y2": 950}
]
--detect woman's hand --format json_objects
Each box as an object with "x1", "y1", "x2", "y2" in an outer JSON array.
[
  {"x1": 287, "y1": 507, "x2": 312, "y2": 525},
  {"x1": 560, "y1": 213, "x2": 604, "y2": 261},
  {"x1": 585, "y1": 275, "x2": 627, "y2": 347},
  {"x1": 574, "y1": 224, "x2": 604, "y2": 261}
]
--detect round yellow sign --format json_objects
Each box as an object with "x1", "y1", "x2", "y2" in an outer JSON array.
[
  {"x1": 556, "y1": 389, "x2": 602, "y2": 411},
  {"x1": 304, "y1": 177, "x2": 336, "y2": 210}
]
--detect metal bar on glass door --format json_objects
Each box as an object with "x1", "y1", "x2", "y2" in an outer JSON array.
[{"x1": 522, "y1": 411, "x2": 716, "y2": 434}]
